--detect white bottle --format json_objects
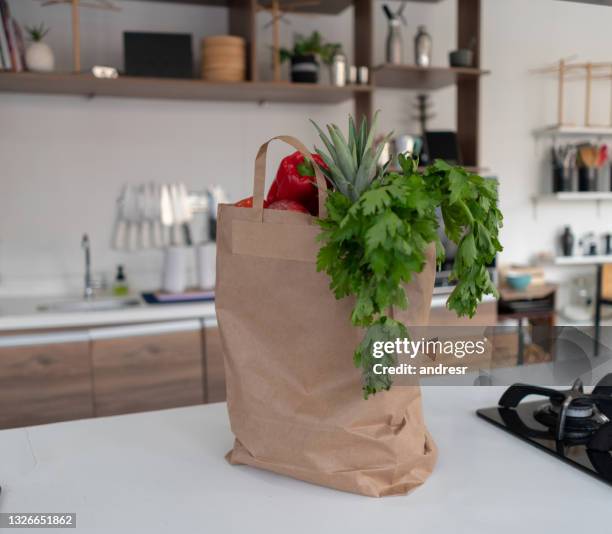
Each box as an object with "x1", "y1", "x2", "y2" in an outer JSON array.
[{"x1": 414, "y1": 25, "x2": 432, "y2": 67}]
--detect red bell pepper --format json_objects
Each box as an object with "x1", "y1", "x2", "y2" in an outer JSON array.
[
  {"x1": 234, "y1": 196, "x2": 270, "y2": 208},
  {"x1": 266, "y1": 151, "x2": 327, "y2": 216},
  {"x1": 267, "y1": 199, "x2": 309, "y2": 213}
]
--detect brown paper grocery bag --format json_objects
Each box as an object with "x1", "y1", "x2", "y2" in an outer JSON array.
[{"x1": 215, "y1": 135, "x2": 437, "y2": 497}]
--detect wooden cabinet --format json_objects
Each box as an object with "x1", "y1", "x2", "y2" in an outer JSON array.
[
  {"x1": 203, "y1": 321, "x2": 226, "y2": 403},
  {"x1": 425, "y1": 300, "x2": 498, "y2": 370},
  {"x1": 0, "y1": 331, "x2": 94, "y2": 429},
  {"x1": 0, "y1": 318, "x2": 217, "y2": 429},
  {"x1": 428, "y1": 300, "x2": 497, "y2": 326},
  {"x1": 90, "y1": 320, "x2": 204, "y2": 417}
]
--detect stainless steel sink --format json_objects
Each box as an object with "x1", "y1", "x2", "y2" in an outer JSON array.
[{"x1": 39, "y1": 297, "x2": 141, "y2": 313}]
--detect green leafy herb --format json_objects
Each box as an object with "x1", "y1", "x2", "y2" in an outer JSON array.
[{"x1": 313, "y1": 116, "x2": 503, "y2": 398}]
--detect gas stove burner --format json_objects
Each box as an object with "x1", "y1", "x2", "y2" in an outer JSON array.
[
  {"x1": 477, "y1": 373, "x2": 612, "y2": 487},
  {"x1": 498, "y1": 377, "x2": 612, "y2": 441},
  {"x1": 533, "y1": 401, "x2": 601, "y2": 441},
  {"x1": 549, "y1": 399, "x2": 593, "y2": 418}
]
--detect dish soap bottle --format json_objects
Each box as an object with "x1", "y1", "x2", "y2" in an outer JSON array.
[{"x1": 113, "y1": 265, "x2": 129, "y2": 296}]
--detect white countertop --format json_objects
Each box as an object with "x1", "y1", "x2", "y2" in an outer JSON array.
[
  {"x1": 0, "y1": 296, "x2": 216, "y2": 331},
  {"x1": 0, "y1": 294, "x2": 487, "y2": 332},
  {"x1": 0, "y1": 386, "x2": 608, "y2": 533}
]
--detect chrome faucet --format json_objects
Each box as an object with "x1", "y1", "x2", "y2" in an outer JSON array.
[{"x1": 81, "y1": 234, "x2": 94, "y2": 300}]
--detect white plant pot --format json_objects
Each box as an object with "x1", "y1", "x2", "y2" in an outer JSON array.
[{"x1": 25, "y1": 42, "x2": 55, "y2": 73}]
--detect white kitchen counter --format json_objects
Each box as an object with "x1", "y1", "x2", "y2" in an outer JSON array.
[
  {"x1": 0, "y1": 296, "x2": 216, "y2": 331},
  {"x1": 0, "y1": 294, "x2": 484, "y2": 332},
  {"x1": 0, "y1": 386, "x2": 608, "y2": 533}
]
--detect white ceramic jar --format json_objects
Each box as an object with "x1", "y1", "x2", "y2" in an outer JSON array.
[{"x1": 26, "y1": 42, "x2": 55, "y2": 72}]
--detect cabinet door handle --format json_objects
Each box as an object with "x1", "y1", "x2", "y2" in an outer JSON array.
[
  {"x1": 35, "y1": 354, "x2": 55, "y2": 366},
  {"x1": 0, "y1": 331, "x2": 89, "y2": 348}
]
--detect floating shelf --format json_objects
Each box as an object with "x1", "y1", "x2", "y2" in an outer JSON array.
[
  {"x1": 534, "y1": 125, "x2": 612, "y2": 137},
  {"x1": 534, "y1": 192, "x2": 612, "y2": 201},
  {"x1": 530, "y1": 191, "x2": 612, "y2": 218},
  {"x1": 555, "y1": 255, "x2": 612, "y2": 266},
  {"x1": 124, "y1": 0, "x2": 442, "y2": 14},
  {"x1": 373, "y1": 64, "x2": 489, "y2": 91},
  {"x1": 0, "y1": 72, "x2": 372, "y2": 104},
  {"x1": 121, "y1": 0, "x2": 351, "y2": 14}
]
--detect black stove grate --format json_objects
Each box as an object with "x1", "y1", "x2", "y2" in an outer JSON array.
[{"x1": 477, "y1": 374, "x2": 612, "y2": 486}]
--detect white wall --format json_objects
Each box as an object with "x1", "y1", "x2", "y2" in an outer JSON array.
[
  {"x1": 1, "y1": 0, "x2": 612, "y2": 301},
  {"x1": 481, "y1": 0, "x2": 612, "y2": 305}
]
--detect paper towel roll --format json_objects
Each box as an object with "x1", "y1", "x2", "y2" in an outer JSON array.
[
  {"x1": 195, "y1": 242, "x2": 216, "y2": 289},
  {"x1": 161, "y1": 246, "x2": 187, "y2": 293}
]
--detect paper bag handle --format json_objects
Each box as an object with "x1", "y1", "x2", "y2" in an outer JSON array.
[{"x1": 252, "y1": 135, "x2": 328, "y2": 220}]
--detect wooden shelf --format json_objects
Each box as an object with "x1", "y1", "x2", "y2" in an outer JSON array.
[
  {"x1": 534, "y1": 125, "x2": 612, "y2": 137},
  {"x1": 555, "y1": 255, "x2": 612, "y2": 266},
  {"x1": 0, "y1": 72, "x2": 372, "y2": 104},
  {"x1": 120, "y1": 0, "x2": 351, "y2": 14},
  {"x1": 534, "y1": 192, "x2": 612, "y2": 201},
  {"x1": 373, "y1": 64, "x2": 489, "y2": 90},
  {"x1": 123, "y1": 0, "x2": 442, "y2": 14}
]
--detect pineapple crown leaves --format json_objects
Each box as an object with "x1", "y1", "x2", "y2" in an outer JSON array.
[
  {"x1": 26, "y1": 23, "x2": 50, "y2": 42},
  {"x1": 310, "y1": 111, "x2": 392, "y2": 203}
]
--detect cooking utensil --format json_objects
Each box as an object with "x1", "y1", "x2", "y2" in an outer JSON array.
[
  {"x1": 160, "y1": 184, "x2": 173, "y2": 227},
  {"x1": 578, "y1": 143, "x2": 598, "y2": 168},
  {"x1": 143, "y1": 182, "x2": 164, "y2": 249},
  {"x1": 137, "y1": 184, "x2": 150, "y2": 249},
  {"x1": 597, "y1": 144, "x2": 608, "y2": 167},
  {"x1": 124, "y1": 185, "x2": 140, "y2": 251},
  {"x1": 169, "y1": 183, "x2": 184, "y2": 246},
  {"x1": 112, "y1": 185, "x2": 129, "y2": 249},
  {"x1": 150, "y1": 183, "x2": 165, "y2": 248},
  {"x1": 178, "y1": 183, "x2": 193, "y2": 246}
]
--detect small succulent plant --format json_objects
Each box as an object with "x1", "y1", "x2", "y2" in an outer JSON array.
[{"x1": 25, "y1": 23, "x2": 50, "y2": 43}]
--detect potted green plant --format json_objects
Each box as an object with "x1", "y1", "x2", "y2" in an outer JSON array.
[{"x1": 279, "y1": 31, "x2": 341, "y2": 83}]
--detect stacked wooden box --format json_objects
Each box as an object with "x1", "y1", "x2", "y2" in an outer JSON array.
[{"x1": 201, "y1": 35, "x2": 246, "y2": 82}]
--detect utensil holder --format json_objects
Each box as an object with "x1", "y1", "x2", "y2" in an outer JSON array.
[
  {"x1": 578, "y1": 167, "x2": 599, "y2": 192},
  {"x1": 552, "y1": 165, "x2": 574, "y2": 192}
]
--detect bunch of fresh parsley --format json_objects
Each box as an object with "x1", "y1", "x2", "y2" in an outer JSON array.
[{"x1": 316, "y1": 156, "x2": 503, "y2": 398}]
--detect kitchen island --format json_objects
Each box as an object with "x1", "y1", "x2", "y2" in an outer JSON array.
[{"x1": 0, "y1": 386, "x2": 608, "y2": 533}]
